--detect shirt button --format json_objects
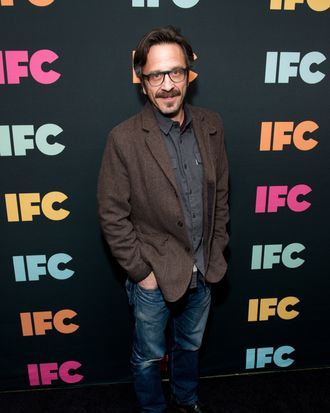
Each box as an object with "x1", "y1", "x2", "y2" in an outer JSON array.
[
  {"x1": 184, "y1": 163, "x2": 187, "y2": 169},
  {"x1": 177, "y1": 221, "x2": 183, "y2": 227},
  {"x1": 185, "y1": 247, "x2": 190, "y2": 253}
]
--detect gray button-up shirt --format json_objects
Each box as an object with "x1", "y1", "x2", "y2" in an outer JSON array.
[{"x1": 153, "y1": 106, "x2": 205, "y2": 287}]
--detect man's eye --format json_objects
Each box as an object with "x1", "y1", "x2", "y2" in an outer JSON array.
[
  {"x1": 171, "y1": 69, "x2": 183, "y2": 77},
  {"x1": 150, "y1": 73, "x2": 162, "y2": 80}
]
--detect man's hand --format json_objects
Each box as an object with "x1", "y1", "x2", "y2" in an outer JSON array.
[{"x1": 138, "y1": 271, "x2": 158, "y2": 290}]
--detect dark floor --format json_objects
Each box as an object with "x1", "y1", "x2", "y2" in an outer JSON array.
[{"x1": 0, "y1": 368, "x2": 329, "y2": 413}]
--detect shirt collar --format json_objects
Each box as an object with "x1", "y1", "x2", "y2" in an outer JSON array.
[{"x1": 152, "y1": 104, "x2": 192, "y2": 136}]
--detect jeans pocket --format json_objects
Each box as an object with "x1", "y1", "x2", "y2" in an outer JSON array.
[{"x1": 136, "y1": 283, "x2": 163, "y2": 303}]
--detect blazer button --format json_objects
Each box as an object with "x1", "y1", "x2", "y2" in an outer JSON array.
[{"x1": 177, "y1": 221, "x2": 183, "y2": 227}]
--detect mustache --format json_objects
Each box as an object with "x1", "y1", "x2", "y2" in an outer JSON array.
[{"x1": 156, "y1": 89, "x2": 181, "y2": 99}]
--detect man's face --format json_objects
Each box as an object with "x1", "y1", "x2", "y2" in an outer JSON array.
[{"x1": 142, "y1": 43, "x2": 188, "y2": 122}]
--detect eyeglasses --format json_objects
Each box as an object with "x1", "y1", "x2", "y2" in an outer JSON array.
[{"x1": 142, "y1": 67, "x2": 188, "y2": 87}]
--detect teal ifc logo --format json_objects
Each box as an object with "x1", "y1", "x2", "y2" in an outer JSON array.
[{"x1": 132, "y1": 0, "x2": 200, "y2": 8}]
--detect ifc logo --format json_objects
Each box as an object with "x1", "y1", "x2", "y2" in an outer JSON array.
[
  {"x1": 0, "y1": 0, "x2": 54, "y2": 6},
  {"x1": 270, "y1": 0, "x2": 330, "y2": 11},
  {"x1": 132, "y1": 0, "x2": 200, "y2": 8}
]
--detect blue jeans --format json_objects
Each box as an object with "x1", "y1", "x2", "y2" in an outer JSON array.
[{"x1": 126, "y1": 277, "x2": 211, "y2": 413}]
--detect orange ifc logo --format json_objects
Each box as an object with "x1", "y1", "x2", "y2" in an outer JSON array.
[
  {"x1": 270, "y1": 0, "x2": 330, "y2": 11},
  {"x1": 0, "y1": 0, "x2": 54, "y2": 6},
  {"x1": 20, "y1": 309, "x2": 79, "y2": 336},
  {"x1": 132, "y1": 51, "x2": 198, "y2": 83},
  {"x1": 260, "y1": 121, "x2": 319, "y2": 151},
  {"x1": 4, "y1": 192, "x2": 70, "y2": 222}
]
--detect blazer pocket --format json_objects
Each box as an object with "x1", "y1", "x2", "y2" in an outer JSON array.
[
  {"x1": 136, "y1": 230, "x2": 168, "y2": 245},
  {"x1": 136, "y1": 231, "x2": 168, "y2": 281}
]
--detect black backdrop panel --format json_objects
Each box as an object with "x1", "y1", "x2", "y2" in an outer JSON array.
[{"x1": 0, "y1": 0, "x2": 329, "y2": 391}]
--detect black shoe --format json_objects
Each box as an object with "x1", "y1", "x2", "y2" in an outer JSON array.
[{"x1": 169, "y1": 400, "x2": 214, "y2": 413}]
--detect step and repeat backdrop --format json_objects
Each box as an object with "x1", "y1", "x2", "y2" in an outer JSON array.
[{"x1": 0, "y1": 0, "x2": 329, "y2": 391}]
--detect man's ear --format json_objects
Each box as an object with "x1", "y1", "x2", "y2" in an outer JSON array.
[{"x1": 141, "y1": 81, "x2": 147, "y2": 95}]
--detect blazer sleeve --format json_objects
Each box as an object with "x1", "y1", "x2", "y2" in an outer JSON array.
[
  {"x1": 97, "y1": 131, "x2": 153, "y2": 282},
  {"x1": 214, "y1": 116, "x2": 229, "y2": 248},
  {"x1": 208, "y1": 115, "x2": 229, "y2": 269}
]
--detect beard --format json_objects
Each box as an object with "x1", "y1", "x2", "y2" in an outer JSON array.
[{"x1": 155, "y1": 89, "x2": 182, "y2": 115}]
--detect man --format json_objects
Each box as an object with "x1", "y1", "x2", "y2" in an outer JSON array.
[{"x1": 97, "y1": 26, "x2": 229, "y2": 413}]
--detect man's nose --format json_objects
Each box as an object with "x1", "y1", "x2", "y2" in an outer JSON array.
[{"x1": 161, "y1": 73, "x2": 174, "y2": 91}]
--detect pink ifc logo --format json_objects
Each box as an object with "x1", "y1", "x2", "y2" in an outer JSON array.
[
  {"x1": 27, "y1": 361, "x2": 83, "y2": 386},
  {"x1": 0, "y1": 50, "x2": 61, "y2": 85},
  {"x1": 255, "y1": 185, "x2": 312, "y2": 213}
]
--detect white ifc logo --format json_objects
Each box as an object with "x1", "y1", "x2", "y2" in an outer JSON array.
[{"x1": 132, "y1": 0, "x2": 200, "y2": 8}]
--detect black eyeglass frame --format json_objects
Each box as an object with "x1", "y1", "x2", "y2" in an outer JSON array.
[{"x1": 141, "y1": 67, "x2": 189, "y2": 86}]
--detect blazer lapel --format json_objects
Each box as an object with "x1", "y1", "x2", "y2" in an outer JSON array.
[
  {"x1": 189, "y1": 105, "x2": 216, "y2": 189},
  {"x1": 189, "y1": 105, "x2": 217, "y2": 243},
  {"x1": 141, "y1": 103, "x2": 179, "y2": 193}
]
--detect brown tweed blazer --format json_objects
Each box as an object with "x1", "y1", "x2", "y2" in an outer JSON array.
[{"x1": 97, "y1": 102, "x2": 229, "y2": 302}]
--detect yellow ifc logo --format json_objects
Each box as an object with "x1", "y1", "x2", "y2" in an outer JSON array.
[
  {"x1": 248, "y1": 297, "x2": 300, "y2": 321},
  {"x1": 270, "y1": 0, "x2": 330, "y2": 11},
  {"x1": 0, "y1": 0, "x2": 54, "y2": 5},
  {"x1": 132, "y1": 51, "x2": 198, "y2": 83},
  {"x1": 5, "y1": 192, "x2": 69, "y2": 222}
]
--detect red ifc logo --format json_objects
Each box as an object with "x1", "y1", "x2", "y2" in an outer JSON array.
[
  {"x1": 20, "y1": 309, "x2": 79, "y2": 336},
  {"x1": 0, "y1": 50, "x2": 60, "y2": 85},
  {"x1": 0, "y1": 0, "x2": 54, "y2": 6},
  {"x1": 260, "y1": 121, "x2": 319, "y2": 151},
  {"x1": 270, "y1": 0, "x2": 330, "y2": 11},
  {"x1": 255, "y1": 185, "x2": 312, "y2": 213},
  {"x1": 27, "y1": 361, "x2": 83, "y2": 386},
  {"x1": 4, "y1": 192, "x2": 70, "y2": 222}
]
